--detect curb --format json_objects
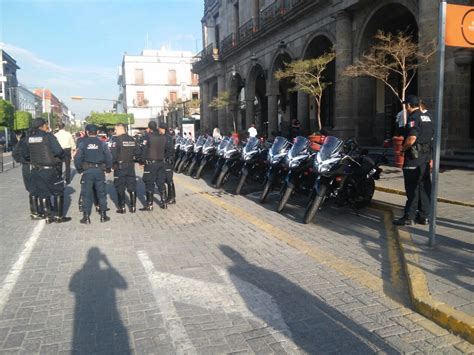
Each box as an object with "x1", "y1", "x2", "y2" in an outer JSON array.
[
  {"x1": 371, "y1": 200, "x2": 474, "y2": 344},
  {"x1": 375, "y1": 186, "x2": 474, "y2": 208}
]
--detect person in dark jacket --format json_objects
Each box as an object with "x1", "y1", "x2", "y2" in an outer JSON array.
[
  {"x1": 22, "y1": 118, "x2": 71, "y2": 223},
  {"x1": 139, "y1": 121, "x2": 173, "y2": 211},
  {"x1": 109, "y1": 123, "x2": 140, "y2": 213},
  {"x1": 164, "y1": 129, "x2": 176, "y2": 204},
  {"x1": 74, "y1": 124, "x2": 113, "y2": 224}
]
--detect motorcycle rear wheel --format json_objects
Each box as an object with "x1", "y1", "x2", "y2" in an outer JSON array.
[
  {"x1": 277, "y1": 183, "x2": 293, "y2": 213},
  {"x1": 303, "y1": 184, "x2": 327, "y2": 224},
  {"x1": 354, "y1": 177, "x2": 375, "y2": 209}
]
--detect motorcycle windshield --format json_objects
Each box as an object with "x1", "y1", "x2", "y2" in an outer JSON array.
[
  {"x1": 195, "y1": 136, "x2": 206, "y2": 148},
  {"x1": 175, "y1": 136, "x2": 183, "y2": 145},
  {"x1": 270, "y1": 136, "x2": 289, "y2": 156},
  {"x1": 218, "y1": 137, "x2": 230, "y2": 151},
  {"x1": 319, "y1": 136, "x2": 344, "y2": 161},
  {"x1": 288, "y1": 136, "x2": 309, "y2": 159},
  {"x1": 203, "y1": 136, "x2": 214, "y2": 149},
  {"x1": 244, "y1": 137, "x2": 259, "y2": 153}
]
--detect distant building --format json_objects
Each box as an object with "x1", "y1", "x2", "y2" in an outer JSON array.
[
  {"x1": 34, "y1": 89, "x2": 71, "y2": 128},
  {"x1": 15, "y1": 84, "x2": 42, "y2": 118},
  {"x1": 118, "y1": 47, "x2": 200, "y2": 129},
  {"x1": 0, "y1": 49, "x2": 20, "y2": 105}
]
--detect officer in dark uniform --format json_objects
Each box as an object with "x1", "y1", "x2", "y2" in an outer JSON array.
[
  {"x1": 74, "y1": 124, "x2": 113, "y2": 224},
  {"x1": 22, "y1": 118, "x2": 71, "y2": 224},
  {"x1": 140, "y1": 121, "x2": 173, "y2": 211},
  {"x1": 164, "y1": 128, "x2": 176, "y2": 204},
  {"x1": 393, "y1": 95, "x2": 434, "y2": 226},
  {"x1": 109, "y1": 123, "x2": 140, "y2": 213},
  {"x1": 13, "y1": 130, "x2": 43, "y2": 219}
]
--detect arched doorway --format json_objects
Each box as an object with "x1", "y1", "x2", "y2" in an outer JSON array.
[
  {"x1": 229, "y1": 73, "x2": 246, "y2": 133},
  {"x1": 356, "y1": 3, "x2": 418, "y2": 145},
  {"x1": 302, "y1": 35, "x2": 335, "y2": 134},
  {"x1": 246, "y1": 64, "x2": 267, "y2": 137}
]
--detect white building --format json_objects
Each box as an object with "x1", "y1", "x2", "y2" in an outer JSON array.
[
  {"x1": 118, "y1": 47, "x2": 200, "y2": 129},
  {"x1": 15, "y1": 84, "x2": 42, "y2": 118}
]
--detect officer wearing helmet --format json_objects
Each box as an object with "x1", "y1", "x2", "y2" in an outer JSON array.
[
  {"x1": 140, "y1": 121, "x2": 173, "y2": 210},
  {"x1": 109, "y1": 123, "x2": 140, "y2": 213},
  {"x1": 393, "y1": 95, "x2": 434, "y2": 226},
  {"x1": 22, "y1": 118, "x2": 71, "y2": 223},
  {"x1": 74, "y1": 124, "x2": 113, "y2": 224}
]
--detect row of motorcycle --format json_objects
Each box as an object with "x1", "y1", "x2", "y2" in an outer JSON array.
[{"x1": 173, "y1": 133, "x2": 387, "y2": 224}]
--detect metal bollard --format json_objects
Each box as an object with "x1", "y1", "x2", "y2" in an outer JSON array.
[{"x1": 0, "y1": 144, "x2": 3, "y2": 173}]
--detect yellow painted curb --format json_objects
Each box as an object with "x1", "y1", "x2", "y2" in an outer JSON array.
[
  {"x1": 375, "y1": 186, "x2": 474, "y2": 208},
  {"x1": 371, "y1": 200, "x2": 474, "y2": 344}
]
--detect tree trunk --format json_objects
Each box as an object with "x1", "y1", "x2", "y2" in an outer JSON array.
[{"x1": 316, "y1": 96, "x2": 322, "y2": 132}]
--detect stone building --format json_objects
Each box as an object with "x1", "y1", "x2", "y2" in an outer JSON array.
[{"x1": 193, "y1": 0, "x2": 473, "y2": 153}]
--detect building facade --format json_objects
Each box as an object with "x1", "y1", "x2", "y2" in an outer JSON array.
[
  {"x1": 0, "y1": 49, "x2": 20, "y2": 105},
  {"x1": 118, "y1": 48, "x2": 200, "y2": 129},
  {"x1": 34, "y1": 89, "x2": 70, "y2": 127},
  {"x1": 194, "y1": 0, "x2": 473, "y2": 151},
  {"x1": 15, "y1": 84, "x2": 42, "y2": 118}
]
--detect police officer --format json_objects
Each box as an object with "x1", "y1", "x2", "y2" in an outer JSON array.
[
  {"x1": 74, "y1": 124, "x2": 113, "y2": 224},
  {"x1": 393, "y1": 95, "x2": 434, "y2": 226},
  {"x1": 110, "y1": 123, "x2": 139, "y2": 213},
  {"x1": 164, "y1": 128, "x2": 176, "y2": 204},
  {"x1": 140, "y1": 121, "x2": 173, "y2": 211},
  {"x1": 13, "y1": 130, "x2": 42, "y2": 219},
  {"x1": 23, "y1": 118, "x2": 71, "y2": 224}
]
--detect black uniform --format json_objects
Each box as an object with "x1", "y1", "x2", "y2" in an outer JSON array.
[
  {"x1": 22, "y1": 129, "x2": 68, "y2": 223},
  {"x1": 140, "y1": 130, "x2": 173, "y2": 210},
  {"x1": 74, "y1": 136, "x2": 112, "y2": 219},
  {"x1": 110, "y1": 133, "x2": 139, "y2": 213},
  {"x1": 402, "y1": 109, "x2": 434, "y2": 221},
  {"x1": 164, "y1": 133, "x2": 176, "y2": 204}
]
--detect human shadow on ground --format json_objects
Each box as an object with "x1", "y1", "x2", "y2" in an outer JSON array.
[
  {"x1": 219, "y1": 245, "x2": 398, "y2": 353},
  {"x1": 69, "y1": 248, "x2": 131, "y2": 354}
]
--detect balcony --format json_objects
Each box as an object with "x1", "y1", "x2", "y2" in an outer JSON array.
[
  {"x1": 260, "y1": 1, "x2": 283, "y2": 28},
  {"x1": 221, "y1": 33, "x2": 237, "y2": 55},
  {"x1": 239, "y1": 18, "x2": 257, "y2": 42}
]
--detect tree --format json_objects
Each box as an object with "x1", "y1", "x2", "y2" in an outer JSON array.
[
  {"x1": 14, "y1": 111, "x2": 32, "y2": 131},
  {"x1": 87, "y1": 112, "x2": 135, "y2": 127},
  {"x1": 208, "y1": 90, "x2": 238, "y2": 133},
  {"x1": 275, "y1": 49, "x2": 336, "y2": 131},
  {"x1": 42, "y1": 112, "x2": 60, "y2": 130},
  {"x1": 344, "y1": 30, "x2": 436, "y2": 125},
  {"x1": 0, "y1": 99, "x2": 14, "y2": 128}
]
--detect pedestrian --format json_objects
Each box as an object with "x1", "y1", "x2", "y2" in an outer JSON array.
[
  {"x1": 248, "y1": 124, "x2": 258, "y2": 138},
  {"x1": 164, "y1": 126, "x2": 176, "y2": 204},
  {"x1": 109, "y1": 123, "x2": 139, "y2": 214},
  {"x1": 395, "y1": 109, "x2": 406, "y2": 137},
  {"x1": 22, "y1": 118, "x2": 71, "y2": 224},
  {"x1": 55, "y1": 122, "x2": 76, "y2": 185},
  {"x1": 393, "y1": 95, "x2": 434, "y2": 226},
  {"x1": 12, "y1": 130, "x2": 43, "y2": 220},
  {"x1": 290, "y1": 117, "x2": 301, "y2": 138},
  {"x1": 139, "y1": 121, "x2": 173, "y2": 211},
  {"x1": 212, "y1": 127, "x2": 222, "y2": 142},
  {"x1": 74, "y1": 124, "x2": 113, "y2": 224}
]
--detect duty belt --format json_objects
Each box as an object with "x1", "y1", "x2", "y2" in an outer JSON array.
[
  {"x1": 145, "y1": 159, "x2": 163, "y2": 164},
  {"x1": 82, "y1": 162, "x2": 104, "y2": 170},
  {"x1": 31, "y1": 164, "x2": 55, "y2": 170}
]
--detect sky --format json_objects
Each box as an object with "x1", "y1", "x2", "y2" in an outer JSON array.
[{"x1": 0, "y1": 0, "x2": 203, "y2": 120}]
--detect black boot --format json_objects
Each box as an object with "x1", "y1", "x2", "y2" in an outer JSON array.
[
  {"x1": 40, "y1": 198, "x2": 53, "y2": 224},
  {"x1": 78, "y1": 195, "x2": 84, "y2": 212},
  {"x1": 159, "y1": 191, "x2": 167, "y2": 210},
  {"x1": 393, "y1": 215, "x2": 414, "y2": 226},
  {"x1": 80, "y1": 213, "x2": 91, "y2": 224},
  {"x1": 100, "y1": 210, "x2": 110, "y2": 223},
  {"x1": 116, "y1": 193, "x2": 126, "y2": 214},
  {"x1": 31, "y1": 196, "x2": 43, "y2": 220},
  {"x1": 29, "y1": 195, "x2": 42, "y2": 220},
  {"x1": 167, "y1": 182, "x2": 176, "y2": 205},
  {"x1": 129, "y1": 191, "x2": 137, "y2": 213},
  {"x1": 54, "y1": 195, "x2": 72, "y2": 223},
  {"x1": 139, "y1": 192, "x2": 153, "y2": 211}
]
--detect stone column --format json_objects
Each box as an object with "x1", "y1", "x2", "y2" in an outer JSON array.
[
  {"x1": 297, "y1": 92, "x2": 308, "y2": 135},
  {"x1": 267, "y1": 93, "x2": 278, "y2": 136},
  {"x1": 217, "y1": 74, "x2": 227, "y2": 133},
  {"x1": 200, "y1": 81, "x2": 209, "y2": 133},
  {"x1": 333, "y1": 10, "x2": 355, "y2": 140},
  {"x1": 245, "y1": 98, "x2": 255, "y2": 130}
]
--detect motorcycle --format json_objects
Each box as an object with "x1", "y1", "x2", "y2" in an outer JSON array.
[
  {"x1": 175, "y1": 138, "x2": 194, "y2": 173},
  {"x1": 235, "y1": 137, "x2": 268, "y2": 195},
  {"x1": 214, "y1": 138, "x2": 243, "y2": 189},
  {"x1": 185, "y1": 136, "x2": 206, "y2": 176},
  {"x1": 259, "y1": 136, "x2": 292, "y2": 203},
  {"x1": 303, "y1": 136, "x2": 385, "y2": 224},
  {"x1": 276, "y1": 136, "x2": 316, "y2": 213},
  {"x1": 174, "y1": 136, "x2": 184, "y2": 164},
  {"x1": 211, "y1": 137, "x2": 232, "y2": 185},
  {"x1": 193, "y1": 136, "x2": 218, "y2": 179}
]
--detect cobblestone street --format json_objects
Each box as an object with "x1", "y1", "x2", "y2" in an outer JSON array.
[{"x1": 0, "y1": 165, "x2": 472, "y2": 354}]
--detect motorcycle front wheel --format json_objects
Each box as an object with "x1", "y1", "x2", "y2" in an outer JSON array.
[
  {"x1": 259, "y1": 176, "x2": 273, "y2": 203},
  {"x1": 235, "y1": 170, "x2": 248, "y2": 195},
  {"x1": 185, "y1": 160, "x2": 196, "y2": 176},
  {"x1": 194, "y1": 160, "x2": 207, "y2": 179},
  {"x1": 303, "y1": 184, "x2": 327, "y2": 224},
  {"x1": 176, "y1": 159, "x2": 186, "y2": 174},
  {"x1": 215, "y1": 165, "x2": 229, "y2": 188},
  {"x1": 277, "y1": 183, "x2": 293, "y2": 213}
]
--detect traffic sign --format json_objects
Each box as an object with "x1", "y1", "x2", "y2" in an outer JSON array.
[{"x1": 445, "y1": 4, "x2": 474, "y2": 48}]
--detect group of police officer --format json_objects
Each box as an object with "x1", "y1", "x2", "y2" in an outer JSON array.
[{"x1": 14, "y1": 118, "x2": 175, "y2": 225}]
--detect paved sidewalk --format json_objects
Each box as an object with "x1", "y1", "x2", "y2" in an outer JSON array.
[{"x1": 374, "y1": 167, "x2": 473, "y2": 339}]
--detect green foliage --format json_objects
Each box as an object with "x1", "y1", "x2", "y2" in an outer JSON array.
[
  {"x1": 14, "y1": 111, "x2": 32, "y2": 131},
  {"x1": 42, "y1": 112, "x2": 60, "y2": 130},
  {"x1": 87, "y1": 112, "x2": 135, "y2": 127},
  {"x1": 208, "y1": 91, "x2": 233, "y2": 110},
  {"x1": 0, "y1": 99, "x2": 14, "y2": 127}
]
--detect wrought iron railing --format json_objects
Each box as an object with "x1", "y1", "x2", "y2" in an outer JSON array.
[
  {"x1": 239, "y1": 18, "x2": 257, "y2": 41},
  {"x1": 221, "y1": 33, "x2": 237, "y2": 54},
  {"x1": 259, "y1": 1, "x2": 282, "y2": 28}
]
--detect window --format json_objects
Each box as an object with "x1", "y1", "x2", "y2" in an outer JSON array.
[
  {"x1": 192, "y1": 92, "x2": 199, "y2": 100},
  {"x1": 168, "y1": 70, "x2": 177, "y2": 85},
  {"x1": 169, "y1": 91, "x2": 177, "y2": 103},
  {"x1": 191, "y1": 72, "x2": 199, "y2": 86},
  {"x1": 135, "y1": 69, "x2": 144, "y2": 85},
  {"x1": 136, "y1": 91, "x2": 144, "y2": 106}
]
